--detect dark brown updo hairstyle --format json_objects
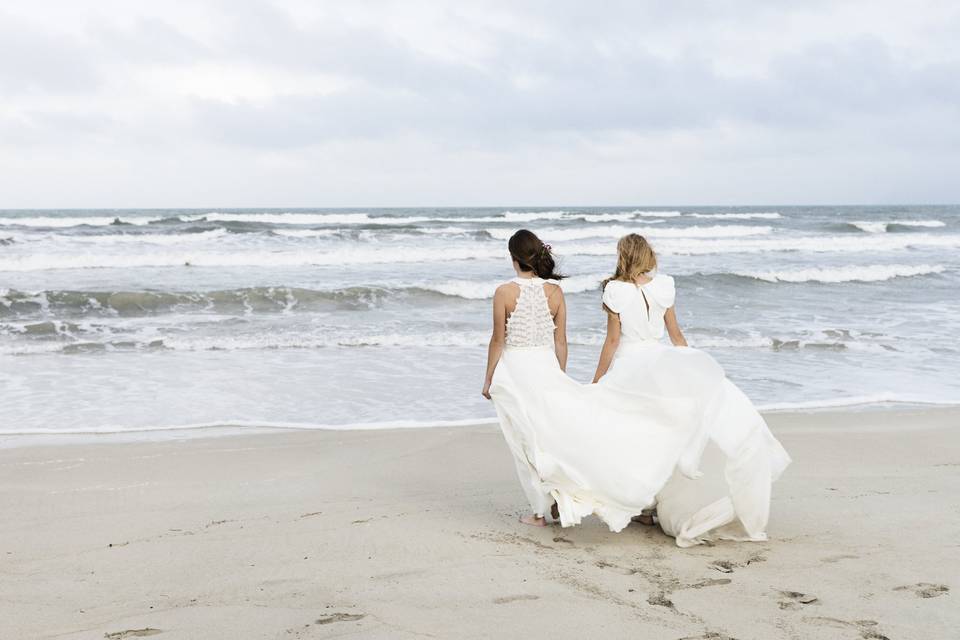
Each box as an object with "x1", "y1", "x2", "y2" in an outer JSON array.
[{"x1": 508, "y1": 229, "x2": 565, "y2": 280}]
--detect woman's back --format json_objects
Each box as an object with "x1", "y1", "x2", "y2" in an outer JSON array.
[{"x1": 601, "y1": 273, "x2": 676, "y2": 342}]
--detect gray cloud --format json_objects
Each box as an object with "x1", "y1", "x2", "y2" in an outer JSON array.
[
  {"x1": 89, "y1": 16, "x2": 209, "y2": 64},
  {"x1": 0, "y1": 1, "x2": 958, "y2": 206},
  {"x1": 0, "y1": 11, "x2": 101, "y2": 94},
  {"x1": 192, "y1": 30, "x2": 959, "y2": 149}
]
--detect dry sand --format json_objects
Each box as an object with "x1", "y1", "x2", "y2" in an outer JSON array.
[{"x1": 1, "y1": 407, "x2": 957, "y2": 639}]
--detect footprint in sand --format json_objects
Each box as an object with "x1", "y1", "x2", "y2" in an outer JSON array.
[
  {"x1": 688, "y1": 578, "x2": 732, "y2": 589},
  {"x1": 708, "y1": 553, "x2": 766, "y2": 574},
  {"x1": 493, "y1": 594, "x2": 540, "y2": 604},
  {"x1": 204, "y1": 519, "x2": 233, "y2": 528},
  {"x1": 893, "y1": 582, "x2": 949, "y2": 598},
  {"x1": 678, "y1": 633, "x2": 738, "y2": 640},
  {"x1": 646, "y1": 593, "x2": 674, "y2": 608},
  {"x1": 804, "y1": 616, "x2": 889, "y2": 640},
  {"x1": 315, "y1": 613, "x2": 365, "y2": 625},
  {"x1": 708, "y1": 560, "x2": 735, "y2": 573},
  {"x1": 777, "y1": 590, "x2": 819, "y2": 610},
  {"x1": 594, "y1": 560, "x2": 637, "y2": 575},
  {"x1": 821, "y1": 553, "x2": 859, "y2": 564},
  {"x1": 104, "y1": 629, "x2": 162, "y2": 639}
]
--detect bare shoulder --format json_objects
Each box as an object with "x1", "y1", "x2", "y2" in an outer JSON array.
[
  {"x1": 603, "y1": 278, "x2": 629, "y2": 292},
  {"x1": 544, "y1": 283, "x2": 564, "y2": 314},
  {"x1": 543, "y1": 282, "x2": 563, "y2": 297},
  {"x1": 494, "y1": 282, "x2": 519, "y2": 299}
]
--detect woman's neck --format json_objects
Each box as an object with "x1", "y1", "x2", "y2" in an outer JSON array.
[{"x1": 624, "y1": 271, "x2": 653, "y2": 285}]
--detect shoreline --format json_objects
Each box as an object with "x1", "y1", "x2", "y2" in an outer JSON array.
[
  {"x1": 2, "y1": 402, "x2": 958, "y2": 451},
  {"x1": 1, "y1": 407, "x2": 958, "y2": 638}
]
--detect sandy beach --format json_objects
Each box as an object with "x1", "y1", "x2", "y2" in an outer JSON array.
[{"x1": 1, "y1": 407, "x2": 957, "y2": 639}]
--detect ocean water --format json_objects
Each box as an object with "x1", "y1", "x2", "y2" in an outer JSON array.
[{"x1": 1, "y1": 205, "x2": 958, "y2": 439}]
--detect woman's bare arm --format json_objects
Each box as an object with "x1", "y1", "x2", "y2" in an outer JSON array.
[
  {"x1": 592, "y1": 307, "x2": 621, "y2": 382},
  {"x1": 482, "y1": 286, "x2": 509, "y2": 399},
  {"x1": 664, "y1": 306, "x2": 688, "y2": 347},
  {"x1": 549, "y1": 286, "x2": 568, "y2": 371}
]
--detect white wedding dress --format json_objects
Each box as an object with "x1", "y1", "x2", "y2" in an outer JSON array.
[{"x1": 489, "y1": 274, "x2": 790, "y2": 546}]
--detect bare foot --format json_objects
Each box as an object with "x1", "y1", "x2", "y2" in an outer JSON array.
[
  {"x1": 550, "y1": 502, "x2": 560, "y2": 522},
  {"x1": 519, "y1": 515, "x2": 547, "y2": 527},
  {"x1": 631, "y1": 514, "x2": 655, "y2": 526}
]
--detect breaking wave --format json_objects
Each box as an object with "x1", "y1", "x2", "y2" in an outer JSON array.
[
  {"x1": 689, "y1": 212, "x2": 782, "y2": 220},
  {"x1": 487, "y1": 224, "x2": 773, "y2": 242},
  {"x1": 180, "y1": 212, "x2": 432, "y2": 225},
  {"x1": 730, "y1": 264, "x2": 945, "y2": 283},
  {"x1": 0, "y1": 323, "x2": 920, "y2": 357},
  {"x1": 0, "y1": 275, "x2": 611, "y2": 318},
  {"x1": 0, "y1": 245, "x2": 506, "y2": 272},
  {"x1": 0, "y1": 215, "x2": 164, "y2": 228},
  {"x1": 847, "y1": 219, "x2": 946, "y2": 233}
]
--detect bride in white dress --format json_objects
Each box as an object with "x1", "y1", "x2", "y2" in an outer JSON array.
[
  {"x1": 481, "y1": 229, "x2": 571, "y2": 526},
  {"x1": 592, "y1": 233, "x2": 791, "y2": 546}
]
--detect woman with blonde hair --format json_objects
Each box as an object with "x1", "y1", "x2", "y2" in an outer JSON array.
[{"x1": 593, "y1": 233, "x2": 791, "y2": 546}]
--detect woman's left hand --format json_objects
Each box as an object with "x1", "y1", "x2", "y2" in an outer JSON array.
[{"x1": 481, "y1": 380, "x2": 492, "y2": 400}]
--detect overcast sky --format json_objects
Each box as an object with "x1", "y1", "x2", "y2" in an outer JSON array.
[{"x1": 1, "y1": 0, "x2": 958, "y2": 208}]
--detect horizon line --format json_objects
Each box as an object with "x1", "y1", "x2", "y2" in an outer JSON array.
[{"x1": 1, "y1": 202, "x2": 958, "y2": 211}]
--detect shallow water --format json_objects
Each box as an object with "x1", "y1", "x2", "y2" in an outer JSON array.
[{"x1": 1, "y1": 205, "x2": 958, "y2": 436}]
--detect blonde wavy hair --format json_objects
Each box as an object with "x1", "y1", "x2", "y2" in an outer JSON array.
[{"x1": 602, "y1": 233, "x2": 657, "y2": 288}]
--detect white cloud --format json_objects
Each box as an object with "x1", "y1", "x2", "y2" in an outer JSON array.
[{"x1": 0, "y1": 0, "x2": 958, "y2": 207}]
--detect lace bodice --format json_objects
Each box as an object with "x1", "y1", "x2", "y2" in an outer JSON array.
[{"x1": 505, "y1": 277, "x2": 557, "y2": 349}]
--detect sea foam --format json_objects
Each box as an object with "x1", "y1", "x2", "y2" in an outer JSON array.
[
  {"x1": 487, "y1": 225, "x2": 773, "y2": 242},
  {"x1": 0, "y1": 215, "x2": 164, "y2": 227},
  {"x1": 732, "y1": 264, "x2": 945, "y2": 283},
  {"x1": 180, "y1": 212, "x2": 432, "y2": 225},
  {"x1": 421, "y1": 273, "x2": 606, "y2": 299},
  {"x1": 689, "y1": 212, "x2": 782, "y2": 220}
]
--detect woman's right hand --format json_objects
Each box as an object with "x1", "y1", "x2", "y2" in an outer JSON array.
[{"x1": 481, "y1": 380, "x2": 492, "y2": 400}]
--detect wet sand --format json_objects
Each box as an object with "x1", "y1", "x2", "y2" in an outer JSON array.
[{"x1": 0, "y1": 407, "x2": 957, "y2": 639}]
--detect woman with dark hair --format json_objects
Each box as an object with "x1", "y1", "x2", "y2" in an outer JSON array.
[{"x1": 481, "y1": 229, "x2": 569, "y2": 525}]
